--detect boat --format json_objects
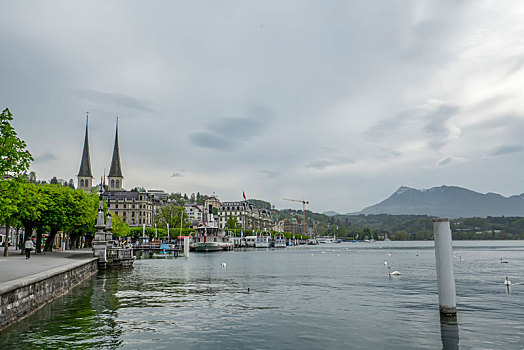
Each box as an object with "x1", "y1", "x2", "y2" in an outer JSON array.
[
  {"x1": 307, "y1": 238, "x2": 319, "y2": 245},
  {"x1": 255, "y1": 233, "x2": 272, "y2": 248},
  {"x1": 274, "y1": 234, "x2": 286, "y2": 248},
  {"x1": 244, "y1": 236, "x2": 257, "y2": 247},
  {"x1": 193, "y1": 204, "x2": 233, "y2": 252},
  {"x1": 152, "y1": 243, "x2": 175, "y2": 257}
]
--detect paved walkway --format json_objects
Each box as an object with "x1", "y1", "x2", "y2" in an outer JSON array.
[{"x1": 0, "y1": 248, "x2": 94, "y2": 284}]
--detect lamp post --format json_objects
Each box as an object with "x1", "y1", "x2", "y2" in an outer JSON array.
[{"x1": 167, "y1": 223, "x2": 170, "y2": 242}]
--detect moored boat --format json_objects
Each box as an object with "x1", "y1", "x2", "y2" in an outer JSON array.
[
  {"x1": 274, "y1": 234, "x2": 286, "y2": 248},
  {"x1": 194, "y1": 204, "x2": 233, "y2": 252},
  {"x1": 255, "y1": 233, "x2": 272, "y2": 248}
]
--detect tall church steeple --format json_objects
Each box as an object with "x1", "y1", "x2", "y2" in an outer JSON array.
[
  {"x1": 108, "y1": 116, "x2": 123, "y2": 191},
  {"x1": 77, "y1": 113, "x2": 93, "y2": 192}
]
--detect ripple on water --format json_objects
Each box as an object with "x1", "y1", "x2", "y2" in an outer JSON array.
[{"x1": 2, "y1": 241, "x2": 524, "y2": 349}]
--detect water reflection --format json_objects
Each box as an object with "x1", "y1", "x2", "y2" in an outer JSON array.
[{"x1": 440, "y1": 315, "x2": 459, "y2": 350}]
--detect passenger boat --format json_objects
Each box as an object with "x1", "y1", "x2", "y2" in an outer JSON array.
[
  {"x1": 255, "y1": 233, "x2": 272, "y2": 248},
  {"x1": 244, "y1": 235, "x2": 257, "y2": 247},
  {"x1": 194, "y1": 204, "x2": 233, "y2": 252},
  {"x1": 274, "y1": 234, "x2": 286, "y2": 248}
]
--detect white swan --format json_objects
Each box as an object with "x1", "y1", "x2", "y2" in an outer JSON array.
[
  {"x1": 384, "y1": 261, "x2": 388, "y2": 266},
  {"x1": 504, "y1": 276, "x2": 511, "y2": 286},
  {"x1": 221, "y1": 263, "x2": 227, "y2": 268},
  {"x1": 388, "y1": 266, "x2": 401, "y2": 276},
  {"x1": 387, "y1": 253, "x2": 392, "y2": 257}
]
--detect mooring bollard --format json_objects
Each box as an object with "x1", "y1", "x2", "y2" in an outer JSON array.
[
  {"x1": 433, "y1": 218, "x2": 457, "y2": 316},
  {"x1": 183, "y1": 237, "x2": 189, "y2": 258}
]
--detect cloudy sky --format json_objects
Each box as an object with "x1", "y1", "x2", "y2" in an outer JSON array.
[{"x1": 2, "y1": 1, "x2": 524, "y2": 213}]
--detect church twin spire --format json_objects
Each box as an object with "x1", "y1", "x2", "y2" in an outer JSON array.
[
  {"x1": 77, "y1": 113, "x2": 123, "y2": 192},
  {"x1": 108, "y1": 116, "x2": 123, "y2": 191}
]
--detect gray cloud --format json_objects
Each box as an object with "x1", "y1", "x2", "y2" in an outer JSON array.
[
  {"x1": 3, "y1": 2, "x2": 524, "y2": 213},
  {"x1": 259, "y1": 170, "x2": 279, "y2": 178},
  {"x1": 436, "y1": 156, "x2": 465, "y2": 167},
  {"x1": 189, "y1": 132, "x2": 232, "y2": 151},
  {"x1": 189, "y1": 106, "x2": 274, "y2": 151},
  {"x1": 422, "y1": 104, "x2": 461, "y2": 150},
  {"x1": 306, "y1": 158, "x2": 354, "y2": 170},
  {"x1": 488, "y1": 145, "x2": 524, "y2": 157},
  {"x1": 171, "y1": 172, "x2": 183, "y2": 178},
  {"x1": 365, "y1": 110, "x2": 416, "y2": 137},
  {"x1": 376, "y1": 148, "x2": 402, "y2": 161},
  {"x1": 33, "y1": 152, "x2": 57, "y2": 164},
  {"x1": 71, "y1": 89, "x2": 155, "y2": 113}
]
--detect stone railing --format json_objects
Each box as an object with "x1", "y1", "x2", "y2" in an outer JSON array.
[{"x1": 106, "y1": 247, "x2": 133, "y2": 260}]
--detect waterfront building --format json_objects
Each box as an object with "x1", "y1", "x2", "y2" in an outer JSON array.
[
  {"x1": 77, "y1": 115, "x2": 93, "y2": 192},
  {"x1": 76, "y1": 115, "x2": 156, "y2": 227},
  {"x1": 103, "y1": 119, "x2": 154, "y2": 227},
  {"x1": 281, "y1": 218, "x2": 302, "y2": 235},
  {"x1": 204, "y1": 195, "x2": 221, "y2": 222},
  {"x1": 218, "y1": 201, "x2": 274, "y2": 231},
  {"x1": 105, "y1": 191, "x2": 153, "y2": 227},
  {"x1": 185, "y1": 204, "x2": 204, "y2": 227}
]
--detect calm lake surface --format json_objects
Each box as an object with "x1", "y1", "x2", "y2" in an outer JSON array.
[{"x1": 1, "y1": 241, "x2": 524, "y2": 349}]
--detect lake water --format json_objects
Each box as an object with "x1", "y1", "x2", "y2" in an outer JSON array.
[{"x1": 1, "y1": 241, "x2": 524, "y2": 349}]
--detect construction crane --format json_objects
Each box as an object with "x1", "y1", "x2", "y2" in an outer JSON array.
[{"x1": 283, "y1": 198, "x2": 309, "y2": 235}]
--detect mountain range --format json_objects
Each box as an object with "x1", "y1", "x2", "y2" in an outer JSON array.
[{"x1": 353, "y1": 185, "x2": 524, "y2": 218}]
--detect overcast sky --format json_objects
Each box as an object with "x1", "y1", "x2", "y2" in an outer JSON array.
[{"x1": 2, "y1": 1, "x2": 524, "y2": 213}]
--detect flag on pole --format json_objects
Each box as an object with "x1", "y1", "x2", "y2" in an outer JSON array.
[{"x1": 243, "y1": 191, "x2": 246, "y2": 200}]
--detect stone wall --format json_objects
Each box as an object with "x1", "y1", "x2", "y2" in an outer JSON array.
[{"x1": 0, "y1": 258, "x2": 98, "y2": 331}]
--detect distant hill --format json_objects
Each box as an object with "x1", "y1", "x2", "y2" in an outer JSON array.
[
  {"x1": 323, "y1": 210, "x2": 340, "y2": 216},
  {"x1": 356, "y1": 185, "x2": 524, "y2": 218}
]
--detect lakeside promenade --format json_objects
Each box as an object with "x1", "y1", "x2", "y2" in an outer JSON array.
[
  {"x1": 0, "y1": 249, "x2": 94, "y2": 284},
  {"x1": 0, "y1": 248, "x2": 98, "y2": 331}
]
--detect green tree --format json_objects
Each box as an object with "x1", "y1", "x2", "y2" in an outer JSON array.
[
  {"x1": 225, "y1": 214, "x2": 240, "y2": 230},
  {"x1": 154, "y1": 204, "x2": 189, "y2": 231},
  {"x1": 16, "y1": 181, "x2": 45, "y2": 254},
  {"x1": 0, "y1": 108, "x2": 34, "y2": 176},
  {"x1": 111, "y1": 212, "x2": 129, "y2": 238},
  {"x1": 0, "y1": 108, "x2": 33, "y2": 256}
]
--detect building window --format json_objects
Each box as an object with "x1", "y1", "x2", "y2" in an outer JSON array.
[
  {"x1": 116, "y1": 180, "x2": 120, "y2": 188},
  {"x1": 132, "y1": 212, "x2": 135, "y2": 217},
  {"x1": 123, "y1": 211, "x2": 126, "y2": 216},
  {"x1": 111, "y1": 179, "x2": 115, "y2": 188},
  {"x1": 79, "y1": 179, "x2": 84, "y2": 187},
  {"x1": 123, "y1": 204, "x2": 126, "y2": 209},
  {"x1": 132, "y1": 204, "x2": 135, "y2": 209},
  {"x1": 115, "y1": 204, "x2": 118, "y2": 209}
]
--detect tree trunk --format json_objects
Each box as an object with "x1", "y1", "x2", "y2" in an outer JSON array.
[
  {"x1": 44, "y1": 228, "x2": 58, "y2": 252},
  {"x1": 84, "y1": 235, "x2": 93, "y2": 248},
  {"x1": 75, "y1": 234, "x2": 81, "y2": 249},
  {"x1": 69, "y1": 232, "x2": 78, "y2": 250},
  {"x1": 36, "y1": 226, "x2": 43, "y2": 253},
  {"x1": 3, "y1": 224, "x2": 10, "y2": 257}
]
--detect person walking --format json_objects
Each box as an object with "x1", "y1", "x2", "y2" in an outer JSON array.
[{"x1": 24, "y1": 237, "x2": 34, "y2": 259}]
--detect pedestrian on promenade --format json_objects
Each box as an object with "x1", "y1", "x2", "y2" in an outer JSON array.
[{"x1": 24, "y1": 238, "x2": 34, "y2": 259}]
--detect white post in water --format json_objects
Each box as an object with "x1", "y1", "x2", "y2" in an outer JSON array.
[
  {"x1": 433, "y1": 218, "x2": 456, "y2": 316},
  {"x1": 183, "y1": 236, "x2": 189, "y2": 258}
]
